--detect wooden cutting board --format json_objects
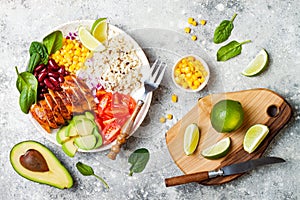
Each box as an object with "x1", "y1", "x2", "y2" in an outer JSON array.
[{"x1": 165, "y1": 88, "x2": 292, "y2": 185}]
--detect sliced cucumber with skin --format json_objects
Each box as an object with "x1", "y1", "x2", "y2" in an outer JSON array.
[
  {"x1": 92, "y1": 127, "x2": 103, "y2": 149},
  {"x1": 85, "y1": 111, "x2": 95, "y2": 121},
  {"x1": 74, "y1": 135, "x2": 97, "y2": 150},
  {"x1": 56, "y1": 126, "x2": 69, "y2": 144},
  {"x1": 62, "y1": 138, "x2": 78, "y2": 157}
]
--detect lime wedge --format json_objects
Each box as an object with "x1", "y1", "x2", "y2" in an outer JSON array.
[
  {"x1": 243, "y1": 124, "x2": 269, "y2": 153},
  {"x1": 183, "y1": 123, "x2": 200, "y2": 155},
  {"x1": 201, "y1": 137, "x2": 231, "y2": 159},
  {"x1": 241, "y1": 49, "x2": 269, "y2": 77},
  {"x1": 91, "y1": 18, "x2": 108, "y2": 43},
  {"x1": 78, "y1": 26, "x2": 105, "y2": 52}
]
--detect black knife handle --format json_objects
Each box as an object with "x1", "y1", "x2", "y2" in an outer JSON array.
[{"x1": 165, "y1": 171, "x2": 209, "y2": 187}]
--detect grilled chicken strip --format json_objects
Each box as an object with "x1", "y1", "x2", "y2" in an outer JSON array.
[
  {"x1": 48, "y1": 89, "x2": 72, "y2": 120},
  {"x1": 39, "y1": 100, "x2": 58, "y2": 129},
  {"x1": 30, "y1": 103, "x2": 51, "y2": 133},
  {"x1": 44, "y1": 93, "x2": 65, "y2": 125}
]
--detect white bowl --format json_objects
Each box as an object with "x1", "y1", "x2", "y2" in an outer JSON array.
[{"x1": 172, "y1": 54, "x2": 210, "y2": 92}]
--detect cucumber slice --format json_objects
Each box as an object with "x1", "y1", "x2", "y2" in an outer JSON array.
[
  {"x1": 85, "y1": 111, "x2": 95, "y2": 121},
  {"x1": 92, "y1": 127, "x2": 103, "y2": 149},
  {"x1": 62, "y1": 138, "x2": 78, "y2": 157},
  {"x1": 74, "y1": 119, "x2": 95, "y2": 136},
  {"x1": 56, "y1": 126, "x2": 69, "y2": 144},
  {"x1": 74, "y1": 135, "x2": 97, "y2": 150}
]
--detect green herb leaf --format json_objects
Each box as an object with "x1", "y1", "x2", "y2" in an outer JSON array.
[
  {"x1": 213, "y1": 13, "x2": 237, "y2": 44},
  {"x1": 19, "y1": 87, "x2": 36, "y2": 114},
  {"x1": 76, "y1": 162, "x2": 109, "y2": 189},
  {"x1": 217, "y1": 40, "x2": 251, "y2": 61},
  {"x1": 29, "y1": 41, "x2": 48, "y2": 64},
  {"x1": 43, "y1": 30, "x2": 63, "y2": 55},
  {"x1": 27, "y1": 53, "x2": 41, "y2": 73},
  {"x1": 128, "y1": 148, "x2": 150, "y2": 176}
]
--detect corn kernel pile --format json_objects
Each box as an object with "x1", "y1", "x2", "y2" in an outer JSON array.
[
  {"x1": 174, "y1": 56, "x2": 208, "y2": 90},
  {"x1": 51, "y1": 38, "x2": 91, "y2": 74}
]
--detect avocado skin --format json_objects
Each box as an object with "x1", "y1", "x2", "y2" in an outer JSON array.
[{"x1": 10, "y1": 140, "x2": 73, "y2": 189}]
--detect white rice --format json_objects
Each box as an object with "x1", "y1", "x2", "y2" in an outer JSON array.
[{"x1": 77, "y1": 32, "x2": 142, "y2": 95}]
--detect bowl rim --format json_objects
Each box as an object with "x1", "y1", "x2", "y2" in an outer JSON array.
[{"x1": 172, "y1": 54, "x2": 210, "y2": 92}]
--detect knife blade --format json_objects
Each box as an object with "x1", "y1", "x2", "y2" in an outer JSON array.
[{"x1": 165, "y1": 157, "x2": 285, "y2": 187}]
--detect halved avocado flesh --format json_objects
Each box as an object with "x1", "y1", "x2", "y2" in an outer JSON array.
[{"x1": 10, "y1": 140, "x2": 73, "y2": 189}]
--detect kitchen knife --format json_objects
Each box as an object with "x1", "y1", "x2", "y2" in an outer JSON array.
[{"x1": 165, "y1": 156, "x2": 285, "y2": 187}]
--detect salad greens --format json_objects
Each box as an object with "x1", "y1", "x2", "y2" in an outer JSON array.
[
  {"x1": 216, "y1": 40, "x2": 251, "y2": 61},
  {"x1": 128, "y1": 148, "x2": 150, "y2": 176},
  {"x1": 43, "y1": 30, "x2": 63, "y2": 55},
  {"x1": 76, "y1": 162, "x2": 109, "y2": 189},
  {"x1": 213, "y1": 13, "x2": 237, "y2": 44}
]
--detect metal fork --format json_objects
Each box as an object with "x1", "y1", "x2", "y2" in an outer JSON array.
[{"x1": 107, "y1": 60, "x2": 167, "y2": 160}]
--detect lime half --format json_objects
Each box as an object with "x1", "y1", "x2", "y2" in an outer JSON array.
[
  {"x1": 243, "y1": 124, "x2": 269, "y2": 153},
  {"x1": 183, "y1": 123, "x2": 200, "y2": 155},
  {"x1": 242, "y1": 49, "x2": 269, "y2": 77},
  {"x1": 91, "y1": 18, "x2": 108, "y2": 43},
  {"x1": 78, "y1": 27, "x2": 105, "y2": 52},
  {"x1": 201, "y1": 137, "x2": 231, "y2": 159}
]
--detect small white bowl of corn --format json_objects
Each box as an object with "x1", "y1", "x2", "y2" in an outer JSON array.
[{"x1": 172, "y1": 55, "x2": 210, "y2": 92}]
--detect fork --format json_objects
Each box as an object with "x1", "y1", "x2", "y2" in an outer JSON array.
[{"x1": 107, "y1": 60, "x2": 167, "y2": 160}]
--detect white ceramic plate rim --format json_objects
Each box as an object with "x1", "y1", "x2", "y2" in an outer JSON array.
[{"x1": 28, "y1": 20, "x2": 152, "y2": 152}]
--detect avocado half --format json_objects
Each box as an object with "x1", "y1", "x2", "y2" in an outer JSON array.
[{"x1": 10, "y1": 140, "x2": 73, "y2": 189}]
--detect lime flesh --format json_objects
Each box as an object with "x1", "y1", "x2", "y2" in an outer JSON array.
[
  {"x1": 243, "y1": 124, "x2": 269, "y2": 153},
  {"x1": 91, "y1": 18, "x2": 108, "y2": 43},
  {"x1": 242, "y1": 49, "x2": 269, "y2": 77},
  {"x1": 78, "y1": 27, "x2": 105, "y2": 52},
  {"x1": 183, "y1": 123, "x2": 200, "y2": 155},
  {"x1": 201, "y1": 137, "x2": 231, "y2": 159},
  {"x1": 210, "y1": 99, "x2": 244, "y2": 133}
]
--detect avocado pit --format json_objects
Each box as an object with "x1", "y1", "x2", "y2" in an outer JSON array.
[{"x1": 20, "y1": 149, "x2": 49, "y2": 172}]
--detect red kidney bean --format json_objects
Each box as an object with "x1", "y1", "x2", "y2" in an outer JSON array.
[
  {"x1": 40, "y1": 67, "x2": 47, "y2": 74},
  {"x1": 38, "y1": 93, "x2": 45, "y2": 100},
  {"x1": 64, "y1": 70, "x2": 70, "y2": 76},
  {"x1": 48, "y1": 59, "x2": 60, "y2": 71},
  {"x1": 49, "y1": 77, "x2": 60, "y2": 87},
  {"x1": 39, "y1": 81, "x2": 45, "y2": 87},
  {"x1": 33, "y1": 71, "x2": 38, "y2": 77},
  {"x1": 44, "y1": 78, "x2": 55, "y2": 90},
  {"x1": 58, "y1": 67, "x2": 65, "y2": 75},
  {"x1": 38, "y1": 72, "x2": 48, "y2": 82},
  {"x1": 34, "y1": 64, "x2": 45, "y2": 73},
  {"x1": 54, "y1": 87, "x2": 62, "y2": 91},
  {"x1": 48, "y1": 72, "x2": 60, "y2": 78},
  {"x1": 41, "y1": 88, "x2": 48, "y2": 93},
  {"x1": 58, "y1": 75, "x2": 65, "y2": 83}
]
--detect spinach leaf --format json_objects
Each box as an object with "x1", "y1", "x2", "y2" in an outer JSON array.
[
  {"x1": 27, "y1": 53, "x2": 40, "y2": 73},
  {"x1": 19, "y1": 87, "x2": 36, "y2": 114},
  {"x1": 213, "y1": 13, "x2": 237, "y2": 44},
  {"x1": 43, "y1": 30, "x2": 63, "y2": 55},
  {"x1": 29, "y1": 41, "x2": 48, "y2": 64},
  {"x1": 128, "y1": 148, "x2": 150, "y2": 176},
  {"x1": 76, "y1": 162, "x2": 109, "y2": 189},
  {"x1": 217, "y1": 40, "x2": 251, "y2": 61},
  {"x1": 16, "y1": 66, "x2": 38, "y2": 113}
]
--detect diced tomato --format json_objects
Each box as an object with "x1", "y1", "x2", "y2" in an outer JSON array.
[
  {"x1": 95, "y1": 89, "x2": 137, "y2": 145},
  {"x1": 102, "y1": 122, "x2": 121, "y2": 145}
]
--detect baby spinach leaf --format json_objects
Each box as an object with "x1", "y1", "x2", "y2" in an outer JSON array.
[
  {"x1": 29, "y1": 41, "x2": 48, "y2": 64},
  {"x1": 128, "y1": 148, "x2": 150, "y2": 176},
  {"x1": 43, "y1": 30, "x2": 63, "y2": 55},
  {"x1": 27, "y1": 53, "x2": 40, "y2": 73},
  {"x1": 15, "y1": 67, "x2": 38, "y2": 94},
  {"x1": 213, "y1": 13, "x2": 237, "y2": 44},
  {"x1": 76, "y1": 162, "x2": 109, "y2": 189},
  {"x1": 217, "y1": 40, "x2": 251, "y2": 61},
  {"x1": 19, "y1": 87, "x2": 36, "y2": 114}
]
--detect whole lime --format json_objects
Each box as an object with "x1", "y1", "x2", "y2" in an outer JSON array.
[{"x1": 210, "y1": 99, "x2": 244, "y2": 133}]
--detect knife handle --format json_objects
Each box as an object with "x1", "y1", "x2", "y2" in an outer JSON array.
[
  {"x1": 165, "y1": 171, "x2": 209, "y2": 187},
  {"x1": 107, "y1": 100, "x2": 144, "y2": 160}
]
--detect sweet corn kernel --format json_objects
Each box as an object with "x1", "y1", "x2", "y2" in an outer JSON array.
[
  {"x1": 192, "y1": 21, "x2": 197, "y2": 26},
  {"x1": 171, "y1": 94, "x2": 178, "y2": 103},
  {"x1": 184, "y1": 27, "x2": 191, "y2": 33},
  {"x1": 160, "y1": 117, "x2": 166, "y2": 123},
  {"x1": 166, "y1": 114, "x2": 173, "y2": 120},
  {"x1": 200, "y1": 20, "x2": 207, "y2": 25},
  {"x1": 188, "y1": 17, "x2": 194, "y2": 24},
  {"x1": 191, "y1": 35, "x2": 197, "y2": 41}
]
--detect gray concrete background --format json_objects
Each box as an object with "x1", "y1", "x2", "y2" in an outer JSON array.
[{"x1": 0, "y1": 0, "x2": 299, "y2": 199}]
